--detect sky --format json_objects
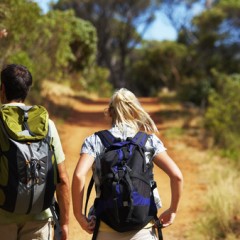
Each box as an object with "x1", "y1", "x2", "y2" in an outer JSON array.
[
  {"x1": 138, "y1": 12, "x2": 177, "y2": 41},
  {"x1": 33, "y1": 0, "x2": 177, "y2": 41}
]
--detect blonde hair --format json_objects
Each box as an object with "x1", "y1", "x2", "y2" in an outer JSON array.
[{"x1": 108, "y1": 88, "x2": 158, "y2": 133}]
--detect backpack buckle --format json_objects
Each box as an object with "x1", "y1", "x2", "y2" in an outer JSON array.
[
  {"x1": 154, "y1": 218, "x2": 163, "y2": 228},
  {"x1": 23, "y1": 111, "x2": 28, "y2": 122},
  {"x1": 118, "y1": 168, "x2": 125, "y2": 178}
]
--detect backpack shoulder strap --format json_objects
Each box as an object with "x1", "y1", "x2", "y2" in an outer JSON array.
[
  {"x1": 95, "y1": 130, "x2": 116, "y2": 148},
  {"x1": 84, "y1": 175, "x2": 94, "y2": 216},
  {"x1": 131, "y1": 131, "x2": 149, "y2": 148}
]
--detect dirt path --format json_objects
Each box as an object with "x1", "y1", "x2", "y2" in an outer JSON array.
[{"x1": 51, "y1": 94, "x2": 207, "y2": 240}]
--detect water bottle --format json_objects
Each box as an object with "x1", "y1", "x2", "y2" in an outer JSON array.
[
  {"x1": 151, "y1": 180, "x2": 162, "y2": 209},
  {"x1": 153, "y1": 187, "x2": 162, "y2": 209}
]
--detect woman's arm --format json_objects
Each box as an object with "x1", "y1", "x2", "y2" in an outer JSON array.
[
  {"x1": 153, "y1": 151, "x2": 183, "y2": 228},
  {"x1": 72, "y1": 153, "x2": 95, "y2": 234}
]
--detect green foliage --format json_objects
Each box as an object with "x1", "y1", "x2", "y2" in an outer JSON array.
[
  {"x1": 177, "y1": 76, "x2": 211, "y2": 106},
  {"x1": 192, "y1": 1, "x2": 239, "y2": 54},
  {"x1": 204, "y1": 72, "x2": 240, "y2": 160},
  {"x1": 64, "y1": 66, "x2": 112, "y2": 97},
  {"x1": 219, "y1": 0, "x2": 240, "y2": 12},
  {"x1": 69, "y1": 15, "x2": 97, "y2": 71},
  {"x1": 7, "y1": 51, "x2": 35, "y2": 76},
  {"x1": 83, "y1": 66, "x2": 113, "y2": 97},
  {"x1": 54, "y1": 0, "x2": 162, "y2": 88},
  {"x1": 176, "y1": 0, "x2": 240, "y2": 106},
  {"x1": 0, "y1": 0, "x2": 97, "y2": 90},
  {"x1": 163, "y1": 127, "x2": 185, "y2": 139},
  {"x1": 0, "y1": 0, "x2": 41, "y2": 64},
  {"x1": 42, "y1": 10, "x2": 76, "y2": 72},
  {"x1": 1, "y1": 0, "x2": 239, "y2": 100},
  {"x1": 28, "y1": 9, "x2": 96, "y2": 81},
  {"x1": 127, "y1": 41, "x2": 188, "y2": 96}
]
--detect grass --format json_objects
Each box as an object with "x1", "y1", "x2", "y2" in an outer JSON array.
[
  {"x1": 163, "y1": 127, "x2": 185, "y2": 139},
  {"x1": 193, "y1": 156, "x2": 240, "y2": 239}
]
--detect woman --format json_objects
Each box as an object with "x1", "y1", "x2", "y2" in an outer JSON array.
[{"x1": 72, "y1": 88, "x2": 183, "y2": 240}]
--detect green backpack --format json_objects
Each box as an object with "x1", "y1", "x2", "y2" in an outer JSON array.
[{"x1": 0, "y1": 105, "x2": 58, "y2": 214}]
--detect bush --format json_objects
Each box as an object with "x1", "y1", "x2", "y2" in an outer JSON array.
[
  {"x1": 204, "y1": 73, "x2": 240, "y2": 161},
  {"x1": 83, "y1": 66, "x2": 113, "y2": 97},
  {"x1": 177, "y1": 76, "x2": 211, "y2": 107}
]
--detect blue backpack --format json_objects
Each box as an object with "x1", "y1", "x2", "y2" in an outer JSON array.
[{"x1": 85, "y1": 130, "x2": 163, "y2": 240}]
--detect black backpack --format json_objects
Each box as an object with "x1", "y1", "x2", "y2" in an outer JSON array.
[{"x1": 85, "y1": 130, "x2": 163, "y2": 240}]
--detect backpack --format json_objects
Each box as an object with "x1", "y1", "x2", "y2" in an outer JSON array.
[
  {"x1": 0, "y1": 105, "x2": 58, "y2": 214},
  {"x1": 85, "y1": 130, "x2": 163, "y2": 239}
]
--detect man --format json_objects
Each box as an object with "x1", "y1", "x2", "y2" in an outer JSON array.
[{"x1": 0, "y1": 64, "x2": 70, "y2": 240}]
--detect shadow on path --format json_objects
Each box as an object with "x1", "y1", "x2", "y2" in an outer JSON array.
[{"x1": 47, "y1": 95, "x2": 190, "y2": 129}]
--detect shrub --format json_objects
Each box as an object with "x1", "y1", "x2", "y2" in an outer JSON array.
[
  {"x1": 177, "y1": 76, "x2": 211, "y2": 107},
  {"x1": 204, "y1": 73, "x2": 240, "y2": 161},
  {"x1": 83, "y1": 66, "x2": 113, "y2": 97}
]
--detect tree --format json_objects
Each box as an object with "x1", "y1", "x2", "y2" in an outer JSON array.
[
  {"x1": 126, "y1": 41, "x2": 188, "y2": 96},
  {"x1": 0, "y1": 0, "x2": 97, "y2": 87},
  {"x1": 53, "y1": 0, "x2": 162, "y2": 87},
  {"x1": 36, "y1": 10, "x2": 97, "y2": 79},
  {"x1": 0, "y1": 0, "x2": 41, "y2": 67},
  {"x1": 178, "y1": 0, "x2": 240, "y2": 75},
  {"x1": 176, "y1": 0, "x2": 240, "y2": 106},
  {"x1": 159, "y1": 0, "x2": 206, "y2": 45}
]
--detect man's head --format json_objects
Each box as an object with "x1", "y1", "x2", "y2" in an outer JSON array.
[{"x1": 0, "y1": 64, "x2": 32, "y2": 103}]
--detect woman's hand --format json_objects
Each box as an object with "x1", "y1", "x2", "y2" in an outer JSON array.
[
  {"x1": 78, "y1": 215, "x2": 96, "y2": 234},
  {"x1": 153, "y1": 151, "x2": 183, "y2": 228},
  {"x1": 158, "y1": 208, "x2": 176, "y2": 228}
]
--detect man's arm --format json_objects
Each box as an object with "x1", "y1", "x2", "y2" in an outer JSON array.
[{"x1": 56, "y1": 162, "x2": 70, "y2": 240}]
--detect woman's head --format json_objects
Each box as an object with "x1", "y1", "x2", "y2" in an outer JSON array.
[{"x1": 108, "y1": 88, "x2": 158, "y2": 133}]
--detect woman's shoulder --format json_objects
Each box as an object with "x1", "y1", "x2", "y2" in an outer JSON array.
[
  {"x1": 81, "y1": 132, "x2": 105, "y2": 157},
  {"x1": 84, "y1": 132, "x2": 102, "y2": 144},
  {"x1": 146, "y1": 133, "x2": 167, "y2": 152}
]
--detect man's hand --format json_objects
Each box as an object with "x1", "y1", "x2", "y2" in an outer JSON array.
[{"x1": 0, "y1": 29, "x2": 8, "y2": 38}]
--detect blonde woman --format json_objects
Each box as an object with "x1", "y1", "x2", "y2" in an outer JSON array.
[{"x1": 72, "y1": 88, "x2": 183, "y2": 240}]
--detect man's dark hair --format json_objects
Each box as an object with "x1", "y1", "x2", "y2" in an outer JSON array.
[{"x1": 1, "y1": 64, "x2": 32, "y2": 102}]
